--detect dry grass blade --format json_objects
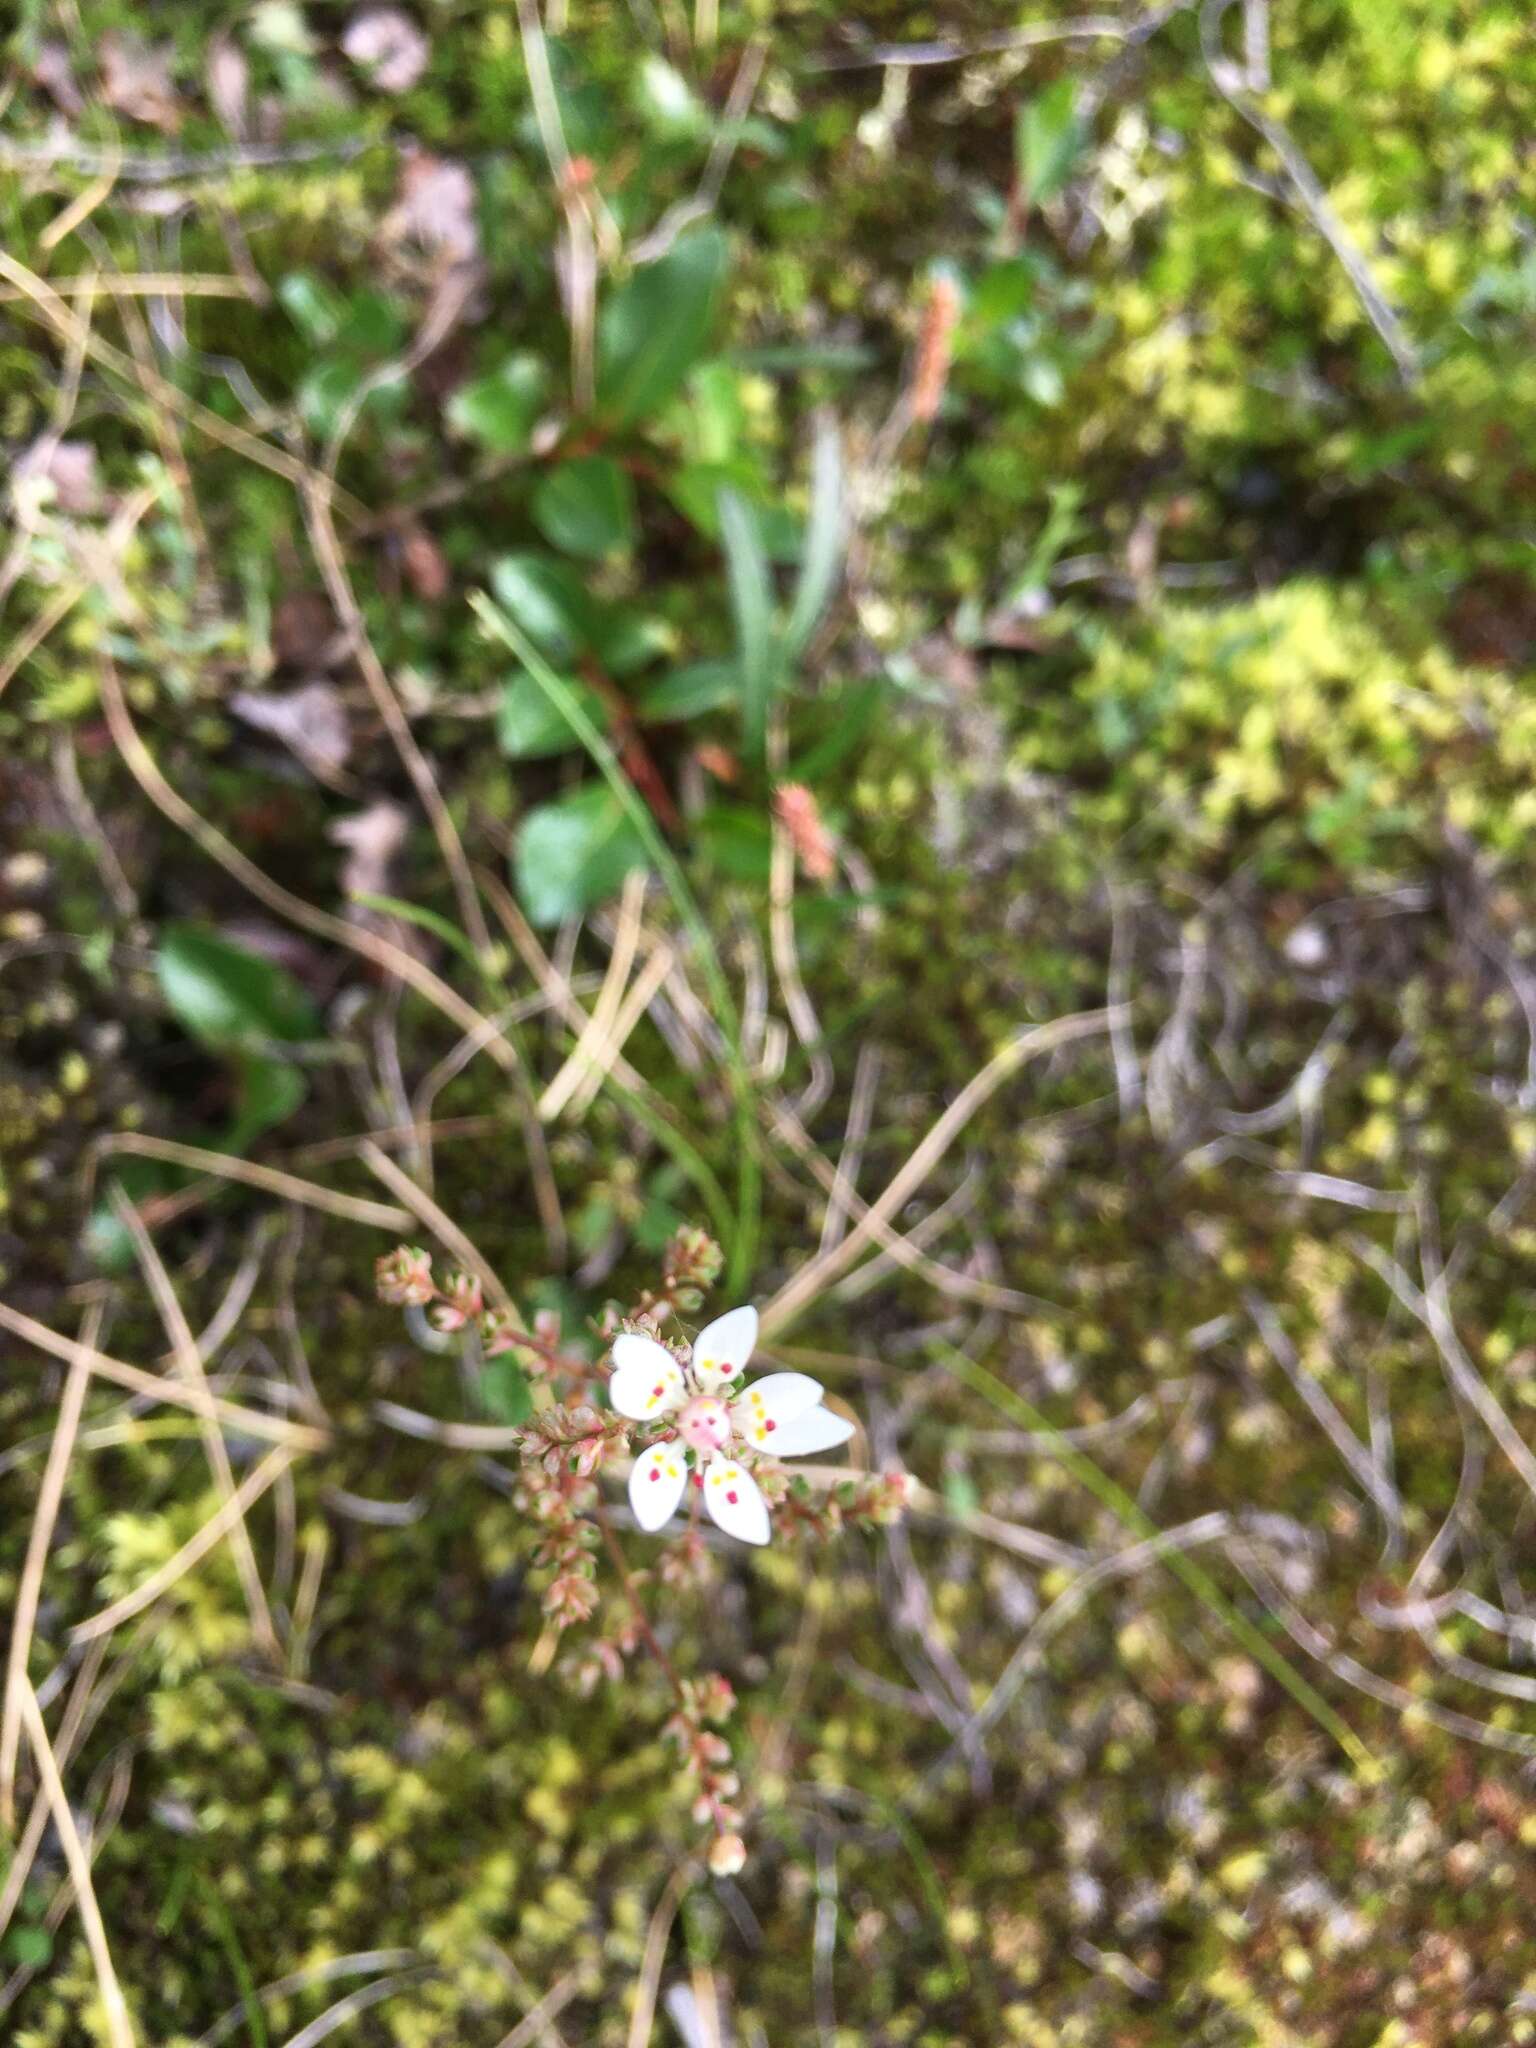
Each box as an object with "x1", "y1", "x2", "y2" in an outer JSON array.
[
  {"x1": 17, "y1": 1678, "x2": 135, "y2": 2048},
  {"x1": 357, "y1": 1141, "x2": 517, "y2": 1316},
  {"x1": 301, "y1": 476, "x2": 493, "y2": 957},
  {"x1": 492, "y1": 1967, "x2": 583, "y2": 2048},
  {"x1": 0, "y1": 481, "x2": 159, "y2": 701},
  {"x1": 0, "y1": 1301, "x2": 330, "y2": 1447},
  {"x1": 110, "y1": 1185, "x2": 283, "y2": 1661},
  {"x1": 71, "y1": 1444, "x2": 296, "y2": 1643},
  {"x1": 560, "y1": 943, "x2": 675, "y2": 1121},
  {"x1": 0, "y1": 1308, "x2": 97, "y2": 1830},
  {"x1": 626, "y1": 1861, "x2": 693, "y2": 2048},
  {"x1": 275, "y1": 1968, "x2": 435, "y2": 2048},
  {"x1": 0, "y1": 248, "x2": 366, "y2": 522},
  {"x1": 98, "y1": 1134, "x2": 412, "y2": 1229},
  {"x1": 195, "y1": 1950, "x2": 419, "y2": 2048},
  {"x1": 760, "y1": 1007, "x2": 1118, "y2": 1335},
  {"x1": 98, "y1": 655, "x2": 527, "y2": 1083},
  {"x1": 539, "y1": 871, "x2": 647, "y2": 1119}
]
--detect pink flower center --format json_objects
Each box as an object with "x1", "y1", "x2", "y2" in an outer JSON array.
[{"x1": 678, "y1": 1395, "x2": 731, "y2": 1454}]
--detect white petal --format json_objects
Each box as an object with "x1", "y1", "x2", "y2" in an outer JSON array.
[
  {"x1": 701, "y1": 1458, "x2": 770, "y2": 1545},
  {"x1": 609, "y1": 1334, "x2": 686, "y2": 1420},
  {"x1": 629, "y1": 1440, "x2": 689, "y2": 1531},
  {"x1": 768, "y1": 1405, "x2": 857, "y2": 1458},
  {"x1": 730, "y1": 1371, "x2": 824, "y2": 1449},
  {"x1": 689, "y1": 1305, "x2": 758, "y2": 1391}
]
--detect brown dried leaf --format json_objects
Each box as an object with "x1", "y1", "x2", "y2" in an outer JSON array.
[
  {"x1": 397, "y1": 522, "x2": 450, "y2": 603},
  {"x1": 15, "y1": 439, "x2": 104, "y2": 517},
  {"x1": 100, "y1": 31, "x2": 183, "y2": 133},
  {"x1": 342, "y1": 7, "x2": 429, "y2": 94},
  {"x1": 389, "y1": 153, "x2": 479, "y2": 264},
  {"x1": 32, "y1": 41, "x2": 84, "y2": 117},
  {"x1": 230, "y1": 681, "x2": 354, "y2": 781},
  {"x1": 329, "y1": 799, "x2": 409, "y2": 901},
  {"x1": 271, "y1": 588, "x2": 341, "y2": 670},
  {"x1": 206, "y1": 34, "x2": 250, "y2": 139}
]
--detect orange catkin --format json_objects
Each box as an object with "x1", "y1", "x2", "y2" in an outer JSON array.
[
  {"x1": 774, "y1": 782, "x2": 836, "y2": 883},
  {"x1": 910, "y1": 273, "x2": 961, "y2": 423}
]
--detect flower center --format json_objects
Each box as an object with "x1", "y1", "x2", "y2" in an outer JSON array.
[{"x1": 677, "y1": 1395, "x2": 731, "y2": 1454}]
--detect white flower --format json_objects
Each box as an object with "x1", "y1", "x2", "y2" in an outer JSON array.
[{"x1": 610, "y1": 1305, "x2": 855, "y2": 1545}]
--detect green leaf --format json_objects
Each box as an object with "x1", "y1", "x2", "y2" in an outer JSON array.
[
  {"x1": 226, "y1": 1053, "x2": 307, "y2": 1152},
  {"x1": 784, "y1": 415, "x2": 844, "y2": 657},
  {"x1": 598, "y1": 228, "x2": 729, "y2": 426},
  {"x1": 696, "y1": 805, "x2": 772, "y2": 883},
  {"x1": 156, "y1": 925, "x2": 319, "y2": 1050},
  {"x1": 718, "y1": 487, "x2": 776, "y2": 771},
  {"x1": 531, "y1": 456, "x2": 636, "y2": 559},
  {"x1": 513, "y1": 783, "x2": 650, "y2": 926},
  {"x1": 297, "y1": 359, "x2": 407, "y2": 439},
  {"x1": 1016, "y1": 79, "x2": 1084, "y2": 205},
  {"x1": 633, "y1": 54, "x2": 705, "y2": 137},
  {"x1": 278, "y1": 272, "x2": 344, "y2": 346},
  {"x1": 447, "y1": 353, "x2": 548, "y2": 452},
  {"x1": 669, "y1": 462, "x2": 801, "y2": 560},
  {"x1": 637, "y1": 659, "x2": 739, "y2": 722},
  {"x1": 497, "y1": 671, "x2": 610, "y2": 758},
  {"x1": 789, "y1": 680, "x2": 884, "y2": 782},
  {"x1": 489, "y1": 553, "x2": 596, "y2": 662},
  {"x1": 480, "y1": 1356, "x2": 534, "y2": 1425},
  {"x1": 5, "y1": 1925, "x2": 52, "y2": 1969}
]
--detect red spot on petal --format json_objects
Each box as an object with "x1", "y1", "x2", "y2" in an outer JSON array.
[
  {"x1": 765, "y1": 1419, "x2": 776, "y2": 1432},
  {"x1": 692, "y1": 1471, "x2": 703, "y2": 1488},
  {"x1": 727, "y1": 1490, "x2": 739, "y2": 1504},
  {"x1": 649, "y1": 1467, "x2": 661, "y2": 1481}
]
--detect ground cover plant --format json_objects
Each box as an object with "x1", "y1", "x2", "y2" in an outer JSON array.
[{"x1": 7, "y1": 1, "x2": 1536, "y2": 2043}]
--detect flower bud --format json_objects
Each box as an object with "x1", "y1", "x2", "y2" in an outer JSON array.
[
  {"x1": 376, "y1": 1245, "x2": 434, "y2": 1306},
  {"x1": 708, "y1": 1832, "x2": 747, "y2": 1878}
]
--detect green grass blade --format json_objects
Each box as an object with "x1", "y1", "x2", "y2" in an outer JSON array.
[
  {"x1": 718, "y1": 485, "x2": 776, "y2": 774},
  {"x1": 935, "y1": 1343, "x2": 1382, "y2": 1781},
  {"x1": 784, "y1": 415, "x2": 844, "y2": 658},
  {"x1": 470, "y1": 589, "x2": 761, "y2": 1292}
]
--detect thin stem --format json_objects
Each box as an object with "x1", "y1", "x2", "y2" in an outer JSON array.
[{"x1": 598, "y1": 1514, "x2": 686, "y2": 1706}]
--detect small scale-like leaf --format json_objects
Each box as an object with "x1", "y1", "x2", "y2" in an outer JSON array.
[
  {"x1": 531, "y1": 455, "x2": 636, "y2": 559},
  {"x1": 513, "y1": 783, "x2": 650, "y2": 927}
]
